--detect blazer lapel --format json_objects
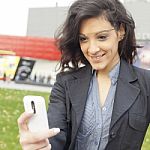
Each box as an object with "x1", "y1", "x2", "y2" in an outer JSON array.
[
  {"x1": 110, "y1": 60, "x2": 140, "y2": 130},
  {"x1": 67, "y1": 65, "x2": 92, "y2": 136}
]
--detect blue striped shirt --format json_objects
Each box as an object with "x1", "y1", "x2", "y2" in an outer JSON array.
[{"x1": 75, "y1": 62, "x2": 120, "y2": 150}]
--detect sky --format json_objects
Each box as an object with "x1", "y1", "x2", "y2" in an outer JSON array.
[
  {"x1": 0, "y1": 0, "x2": 75, "y2": 36},
  {"x1": 0, "y1": 0, "x2": 124, "y2": 36}
]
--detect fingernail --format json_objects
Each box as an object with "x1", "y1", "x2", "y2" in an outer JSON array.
[
  {"x1": 53, "y1": 128, "x2": 60, "y2": 133},
  {"x1": 49, "y1": 144, "x2": 52, "y2": 149}
]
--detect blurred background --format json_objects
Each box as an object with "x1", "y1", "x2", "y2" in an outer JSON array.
[{"x1": 0, "y1": 0, "x2": 150, "y2": 149}]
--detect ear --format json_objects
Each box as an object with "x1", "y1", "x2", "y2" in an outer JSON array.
[{"x1": 118, "y1": 24, "x2": 125, "y2": 41}]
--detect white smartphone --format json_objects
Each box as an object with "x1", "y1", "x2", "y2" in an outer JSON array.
[{"x1": 23, "y1": 95, "x2": 49, "y2": 132}]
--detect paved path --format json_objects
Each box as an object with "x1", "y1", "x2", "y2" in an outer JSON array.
[{"x1": 0, "y1": 81, "x2": 51, "y2": 93}]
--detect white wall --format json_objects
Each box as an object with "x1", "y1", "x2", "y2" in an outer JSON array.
[{"x1": 31, "y1": 59, "x2": 59, "y2": 77}]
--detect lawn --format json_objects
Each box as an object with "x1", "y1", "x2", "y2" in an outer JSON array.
[
  {"x1": 0, "y1": 88, "x2": 150, "y2": 150},
  {"x1": 0, "y1": 88, "x2": 50, "y2": 150}
]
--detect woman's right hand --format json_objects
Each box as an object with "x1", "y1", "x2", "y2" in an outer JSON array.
[{"x1": 17, "y1": 112, "x2": 60, "y2": 150}]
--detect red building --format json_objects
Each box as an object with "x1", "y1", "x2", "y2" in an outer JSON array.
[{"x1": 0, "y1": 35, "x2": 61, "y2": 60}]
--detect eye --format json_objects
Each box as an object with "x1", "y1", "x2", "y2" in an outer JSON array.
[
  {"x1": 97, "y1": 35, "x2": 108, "y2": 41},
  {"x1": 79, "y1": 36, "x2": 88, "y2": 43}
]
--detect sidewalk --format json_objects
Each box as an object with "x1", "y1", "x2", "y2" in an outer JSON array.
[{"x1": 0, "y1": 81, "x2": 51, "y2": 93}]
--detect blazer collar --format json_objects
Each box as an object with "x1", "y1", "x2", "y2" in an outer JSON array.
[
  {"x1": 70, "y1": 64, "x2": 92, "y2": 79},
  {"x1": 67, "y1": 64, "x2": 92, "y2": 118},
  {"x1": 110, "y1": 59, "x2": 140, "y2": 129},
  {"x1": 67, "y1": 59, "x2": 140, "y2": 141},
  {"x1": 119, "y1": 59, "x2": 138, "y2": 83},
  {"x1": 67, "y1": 64, "x2": 92, "y2": 141}
]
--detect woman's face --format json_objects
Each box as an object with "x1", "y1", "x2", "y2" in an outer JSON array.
[{"x1": 79, "y1": 16, "x2": 124, "y2": 73}]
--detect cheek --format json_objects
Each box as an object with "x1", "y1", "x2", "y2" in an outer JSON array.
[
  {"x1": 80, "y1": 45, "x2": 87, "y2": 54},
  {"x1": 98, "y1": 40, "x2": 116, "y2": 50},
  {"x1": 106, "y1": 41, "x2": 119, "y2": 54},
  {"x1": 80, "y1": 40, "x2": 119, "y2": 55},
  {"x1": 99, "y1": 43, "x2": 114, "y2": 53}
]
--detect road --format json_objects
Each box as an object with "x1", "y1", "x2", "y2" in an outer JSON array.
[{"x1": 0, "y1": 81, "x2": 51, "y2": 93}]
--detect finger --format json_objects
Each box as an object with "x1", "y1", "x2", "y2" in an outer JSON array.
[
  {"x1": 23, "y1": 128, "x2": 60, "y2": 143},
  {"x1": 20, "y1": 139, "x2": 49, "y2": 150},
  {"x1": 18, "y1": 111, "x2": 33, "y2": 132},
  {"x1": 35, "y1": 128, "x2": 60, "y2": 141},
  {"x1": 41, "y1": 144, "x2": 51, "y2": 150},
  {"x1": 49, "y1": 144, "x2": 52, "y2": 150}
]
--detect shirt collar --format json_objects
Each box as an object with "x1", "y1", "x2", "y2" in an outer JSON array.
[
  {"x1": 92, "y1": 61, "x2": 120, "y2": 85},
  {"x1": 109, "y1": 61, "x2": 120, "y2": 85}
]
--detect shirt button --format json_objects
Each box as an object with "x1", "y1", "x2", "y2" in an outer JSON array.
[
  {"x1": 110, "y1": 132, "x2": 116, "y2": 138},
  {"x1": 95, "y1": 141, "x2": 98, "y2": 145},
  {"x1": 102, "y1": 107, "x2": 106, "y2": 111}
]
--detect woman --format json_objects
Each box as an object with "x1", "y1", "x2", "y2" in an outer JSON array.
[{"x1": 18, "y1": 0, "x2": 150, "y2": 149}]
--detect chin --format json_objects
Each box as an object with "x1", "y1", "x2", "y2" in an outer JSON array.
[{"x1": 91, "y1": 63, "x2": 107, "y2": 71}]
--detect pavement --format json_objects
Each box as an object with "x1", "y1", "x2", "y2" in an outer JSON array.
[{"x1": 0, "y1": 80, "x2": 51, "y2": 93}]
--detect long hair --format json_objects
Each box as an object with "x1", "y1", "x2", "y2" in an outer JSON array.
[{"x1": 55, "y1": 0, "x2": 138, "y2": 72}]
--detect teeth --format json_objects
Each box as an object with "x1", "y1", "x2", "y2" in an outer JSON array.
[{"x1": 92, "y1": 53, "x2": 105, "y2": 60}]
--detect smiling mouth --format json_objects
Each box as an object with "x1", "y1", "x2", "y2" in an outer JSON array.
[
  {"x1": 93, "y1": 53, "x2": 105, "y2": 59},
  {"x1": 90, "y1": 53, "x2": 106, "y2": 62},
  {"x1": 96, "y1": 53, "x2": 105, "y2": 58}
]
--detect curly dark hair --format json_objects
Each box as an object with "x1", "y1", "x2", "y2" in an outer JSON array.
[{"x1": 55, "y1": 0, "x2": 138, "y2": 72}]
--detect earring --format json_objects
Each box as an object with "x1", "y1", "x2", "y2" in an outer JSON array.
[{"x1": 120, "y1": 35, "x2": 124, "y2": 40}]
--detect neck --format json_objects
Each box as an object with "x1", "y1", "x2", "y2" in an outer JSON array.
[{"x1": 97, "y1": 58, "x2": 120, "y2": 77}]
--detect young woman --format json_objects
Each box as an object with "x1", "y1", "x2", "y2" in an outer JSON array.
[{"x1": 18, "y1": 0, "x2": 150, "y2": 149}]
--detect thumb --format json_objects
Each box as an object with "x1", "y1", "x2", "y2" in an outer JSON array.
[{"x1": 27, "y1": 128, "x2": 60, "y2": 142}]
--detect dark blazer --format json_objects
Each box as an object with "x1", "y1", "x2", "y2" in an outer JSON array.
[{"x1": 48, "y1": 59, "x2": 150, "y2": 150}]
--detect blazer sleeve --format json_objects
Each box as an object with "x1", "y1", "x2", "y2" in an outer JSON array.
[{"x1": 47, "y1": 73, "x2": 68, "y2": 150}]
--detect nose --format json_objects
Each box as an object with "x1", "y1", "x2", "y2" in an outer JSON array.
[{"x1": 88, "y1": 41, "x2": 100, "y2": 55}]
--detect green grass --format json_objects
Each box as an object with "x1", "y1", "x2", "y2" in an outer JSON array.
[
  {"x1": 0, "y1": 88, "x2": 50, "y2": 150},
  {"x1": 0, "y1": 88, "x2": 150, "y2": 150},
  {"x1": 143, "y1": 126, "x2": 150, "y2": 150}
]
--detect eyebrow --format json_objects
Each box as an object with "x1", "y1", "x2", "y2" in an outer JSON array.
[{"x1": 79, "y1": 28, "x2": 115, "y2": 36}]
